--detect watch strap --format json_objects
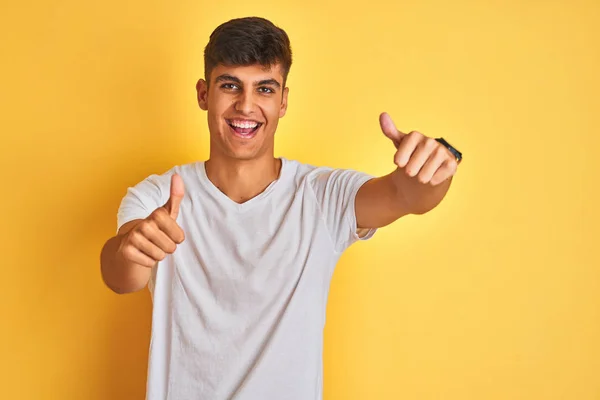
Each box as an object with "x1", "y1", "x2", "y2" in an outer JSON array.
[{"x1": 435, "y1": 137, "x2": 462, "y2": 163}]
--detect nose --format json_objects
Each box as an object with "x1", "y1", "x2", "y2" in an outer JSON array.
[{"x1": 234, "y1": 89, "x2": 254, "y2": 115}]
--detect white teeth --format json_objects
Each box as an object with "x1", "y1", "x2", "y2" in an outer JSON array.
[{"x1": 230, "y1": 120, "x2": 259, "y2": 129}]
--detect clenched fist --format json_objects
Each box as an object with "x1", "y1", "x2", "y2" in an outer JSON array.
[
  {"x1": 118, "y1": 174, "x2": 186, "y2": 268},
  {"x1": 380, "y1": 112, "x2": 459, "y2": 186}
]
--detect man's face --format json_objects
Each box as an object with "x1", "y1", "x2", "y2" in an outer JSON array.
[{"x1": 196, "y1": 63, "x2": 289, "y2": 161}]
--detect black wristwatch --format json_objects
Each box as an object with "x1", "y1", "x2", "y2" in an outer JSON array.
[{"x1": 435, "y1": 137, "x2": 462, "y2": 163}]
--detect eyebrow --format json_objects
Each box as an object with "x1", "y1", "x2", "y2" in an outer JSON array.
[{"x1": 215, "y1": 74, "x2": 281, "y2": 89}]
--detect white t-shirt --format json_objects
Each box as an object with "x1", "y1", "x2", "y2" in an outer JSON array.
[{"x1": 117, "y1": 157, "x2": 377, "y2": 400}]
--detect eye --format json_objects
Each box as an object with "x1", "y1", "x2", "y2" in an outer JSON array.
[
  {"x1": 221, "y1": 83, "x2": 239, "y2": 90},
  {"x1": 258, "y1": 87, "x2": 275, "y2": 94}
]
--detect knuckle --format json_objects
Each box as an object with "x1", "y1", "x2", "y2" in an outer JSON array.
[
  {"x1": 426, "y1": 137, "x2": 437, "y2": 148},
  {"x1": 120, "y1": 234, "x2": 132, "y2": 247},
  {"x1": 122, "y1": 245, "x2": 135, "y2": 260},
  {"x1": 139, "y1": 221, "x2": 153, "y2": 236},
  {"x1": 436, "y1": 145, "x2": 448, "y2": 156},
  {"x1": 129, "y1": 230, "x2": 141, "y2": 243},
  {"x1": 150, "y1": 207, "x2": 167, "y2": 220},
  {"x1": 449, "y1": 160, "x2": 458, "y2": 173}
]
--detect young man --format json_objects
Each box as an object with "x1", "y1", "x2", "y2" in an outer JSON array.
[{"x1": 100, "y1": 16, "x2": 462, "y2": 400}]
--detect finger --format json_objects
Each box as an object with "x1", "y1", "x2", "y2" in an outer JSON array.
[
  {"x1": 154, "y1": 212, "x2": 186, "y2": 244},
  {"x1": 129, "y1": 232, "x2": 166, "y2": 263},
  {"x1": 124, "y1": 246, "x2": 158, "y2": 269},
  {"x1": 394, "y1": 132, "x2": 423, "y2": 169},
  {"x1": 164, "y1": 174, "x2": 185, "y2": 219},
  {"x1": 379, "y1": 112, "x2": 406, "y2": 148},
  {"x1": 404, "y1": 137, "x2": 437, "y2": 177},
  {"x1": 417, "y1": 147, "x2": 448, "y2": 184},
  {"x1": 140, "y1": 222, "x2": 178, "y2": 254},
  {"x1": 430, "y1": 159, "x2": 458, "y2": 186}
]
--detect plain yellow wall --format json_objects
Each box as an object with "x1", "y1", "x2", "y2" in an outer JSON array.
[{"x1": 2, "y1": 0, "x2": 599, "y2": 399}]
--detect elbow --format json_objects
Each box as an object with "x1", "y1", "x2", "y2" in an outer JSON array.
[
  {"x1": 410, "y1": 205, "x2": 437, "y2": 215},
  {"x1": 100, "y1": 273, "x2": 130, "y2": 295},
  {"x1": 107, "y1": 283, "x2": 131, "y2": 295},
  {"x1": 100, "y1": 269, "x2": 147, "y2": 294},
  {"x1": 410, "y1": 206, "x2": 433, "y2": 215},
  {"x1": 102, "y1": 278, "x2": 145, "y2": 295}
]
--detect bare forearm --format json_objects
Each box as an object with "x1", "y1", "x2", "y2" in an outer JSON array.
[{"x1": 100, "y1": 235, "x2": 152, "y2": 294}]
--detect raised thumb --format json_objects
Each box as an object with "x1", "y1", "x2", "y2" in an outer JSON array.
[
  {"x1": 379, "y1": 112, "x2": 405, "y2": 148},
  {"x1": 164, "y1": 173, "x2": 185, "y2": 219}
]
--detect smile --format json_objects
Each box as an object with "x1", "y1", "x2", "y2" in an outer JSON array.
[{"x1": 226, "y1": 119, "x2": 263, "y2": 138}]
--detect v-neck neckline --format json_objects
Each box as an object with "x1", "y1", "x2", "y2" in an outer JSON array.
[{"x1": 195, "y1": 158, "x2": 287, "y2": 212}]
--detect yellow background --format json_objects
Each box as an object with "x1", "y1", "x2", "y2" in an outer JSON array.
[{"x1": 2, "y1": 0, "x2": 599, "y2": 399}]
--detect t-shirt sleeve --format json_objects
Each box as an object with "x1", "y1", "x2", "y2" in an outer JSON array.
[
  {"x1": 309, "y1": 167, "x2": 378, "y2": 253},
  {"x1": 116, "y1": 172, "x2": 171, "y2": 234}
]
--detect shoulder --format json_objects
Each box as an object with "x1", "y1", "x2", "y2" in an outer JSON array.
[
  {"x1": 171, "y1": 161, "x2": 203, "y2": 180},
  {"x1": 129, "y1": 161, "x2": 203, "y2": 198},
  {"x1": 288, "y1": 158, "x2": 373, "y2": 187},
  {"x1": 143, "y1": 161, "x2": 202, "y2": 183},
  {"x1": 281, "y1": 157, "x2": 335, "y2": 184}
]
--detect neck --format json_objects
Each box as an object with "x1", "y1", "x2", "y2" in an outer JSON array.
[{"x1": 204, "y1": 154, "x2": 282, "y2": 204}]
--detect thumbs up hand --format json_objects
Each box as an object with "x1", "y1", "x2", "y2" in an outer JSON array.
[
  {"x1": 380, "y1": 112, "x2": 459, "y2": 186},
  {"x1": 118, "y1": 174, "x2": 186, "y2": 268}
]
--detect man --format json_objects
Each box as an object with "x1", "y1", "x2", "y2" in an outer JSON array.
[{"x1": 100, "y1": 16, "x2": 462, "y2": 400}]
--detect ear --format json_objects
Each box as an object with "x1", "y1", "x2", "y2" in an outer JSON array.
[
  {"x1": 196, "y1": 79, "x2": 208, "y2": 111},
  {"x1": 279, "y1": 87, "x2": 289, "y2": 118}
]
